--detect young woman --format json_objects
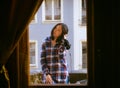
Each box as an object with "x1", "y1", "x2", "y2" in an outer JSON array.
[{"x1": 40, "y1": 23, "x2": 71, "y2": 84}]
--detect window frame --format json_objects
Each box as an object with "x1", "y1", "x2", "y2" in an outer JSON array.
[
  {"x1": 42, "y1": 0, "x2": 63, "y2": 23},
  {"x1": 28, "y1": 0, "x2": 96, "y2": 87},
  {"x1": 70, "y1": 41, "x2": 87, "y2": 74},
  {"x1": 29, "y1": 40, "x2": 38, "y2": 68}
]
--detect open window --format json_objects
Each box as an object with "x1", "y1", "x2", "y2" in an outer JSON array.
[{"x1": 29, "y1": 0, "x2": 90, "y2": 87}]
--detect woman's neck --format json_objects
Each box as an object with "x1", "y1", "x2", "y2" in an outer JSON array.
[
  {"x1": 54, "y1": 37, "x2": 57, "y2": 41},
  {"x1": 51, "y1": 39, "x2": 56, "y2": 46}
]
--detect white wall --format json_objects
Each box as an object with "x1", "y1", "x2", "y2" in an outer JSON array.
[{"x1": 73, "y1": 0, "x2": 87, "y2": 71}]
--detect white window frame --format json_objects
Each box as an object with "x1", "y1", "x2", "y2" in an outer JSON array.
[
  {"x1": 71, "y1": 41, "x2": 87, "y2": 73},
  {"x1": 29, "y1": 40, "x2": 38, "y2": 68},
  {"x1": 30, "y1": 13, "x2": 38, "y2": 24},
  {"x1": 42, "y1": 0, "x2": 63, "y2": 23}
]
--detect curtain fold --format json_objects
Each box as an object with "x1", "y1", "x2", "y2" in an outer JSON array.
[
  {"x1": 18, "y1": 28, "x2": 30, "y2": 88},
  {"x1": 0, "y1": 0, "x2": 43, "y2": 65},
  {"x1": 6, "y1": 28, "x2": 30, "y2": 88},
  {"x1": 0, "y1": 0, "x2": 43, "y2": 88}
]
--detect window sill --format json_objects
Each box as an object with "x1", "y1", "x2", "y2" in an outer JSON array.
[
  {"x1": 30, "y1": 20, "x2": 38, "y2": 24},
  {"x1": 29, "y1": 84, "x2": 87, "y2": 87},
  {"x1": 29, "y1": 71, "x2": 87, "y2": 85},
  {"x1": 30, "y1": 65, "x2": 38, "y2": 68},
  {"x1": 69, "y1": 69, "x2": 87, "y2": 74},
  {"x1": 42, "y1": 20, "x2": 63, "y2": 24}
]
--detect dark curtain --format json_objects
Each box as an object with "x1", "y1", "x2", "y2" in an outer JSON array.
[
  {"x1": 0, "y1": 0, "x2": 43, "y2": 88},
  {"x1": 6, "y1": 29, "x2": 30, "y2": 88}
]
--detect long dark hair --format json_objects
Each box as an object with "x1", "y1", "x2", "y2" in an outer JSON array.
[{"x1": 50, "y1": 23, "x2": 69, "y2": 43}]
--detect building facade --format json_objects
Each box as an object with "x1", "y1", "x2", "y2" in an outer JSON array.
[{"x1": 29, "y1": 0, "x2": 87, "y2": 74}]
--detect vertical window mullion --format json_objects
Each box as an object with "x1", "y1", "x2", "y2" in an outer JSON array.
[
  {"x1": 61, "y1": 0, "x2": 63, "y2": 21},
  {"x1": 52, "y1": 0, "x2": 54, "y2": 20},
  {"x1": 43, "y1": 0, "x2": 45, "y2": 21}
]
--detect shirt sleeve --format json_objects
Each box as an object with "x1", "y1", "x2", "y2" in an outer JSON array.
[{"x1": 40, "y1": 42, "x2": 49, "y2": 75}]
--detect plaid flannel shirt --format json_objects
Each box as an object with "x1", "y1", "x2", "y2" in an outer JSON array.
[{"x1": 40, "y1": 37, "x2": 69, "y2": 84}]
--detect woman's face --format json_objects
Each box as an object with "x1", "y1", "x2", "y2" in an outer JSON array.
[{"x1": 53, "y1": 25, "x2": 62, "y2": 38}]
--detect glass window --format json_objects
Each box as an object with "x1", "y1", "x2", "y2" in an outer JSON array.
[
  {"x1": 29, "y1": 40, "x2": 38, "y2": 67},
  {"x1": 42, "y1": 0, "x2": 62, "y2": 21},
  {"x1": 54, "y1": 0, "x2": 61, "y2": 20},
  {"x1": 82, "y1": 41, "x2": 87, "y2": 69},
  {"x1": 82, "y1": 0, "x2": 87, "y2": 25},
  {"x1": 45, "y1": 0, "x2": 52, "y2": 20}
]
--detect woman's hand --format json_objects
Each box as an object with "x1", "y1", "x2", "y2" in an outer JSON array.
[{"x1": 45, "y1": 74, "x2": 53, "y2": 84}]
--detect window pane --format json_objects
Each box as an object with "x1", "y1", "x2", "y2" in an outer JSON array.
[
  {"x1": 82, "y1": 42, "x2": 87, "y2": 68},
  {"x1": 30, "y1": 56, "x2": 35, "y2": 64},
  {"x1": 45, "y1": 0, "x2": 52, "y2": 20},
  {"x1": 82, "y1": 0, "x2": 87, "y2": 25},
  {"x1": 54, "y1": 0, "x2": 61, "y2": 20},
  {"x1": 30, "y1": 43, "x2": 36, "y2": 64},
  {"x1": 30, "y1": 43, "x2": 35, "y2": 49}
]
